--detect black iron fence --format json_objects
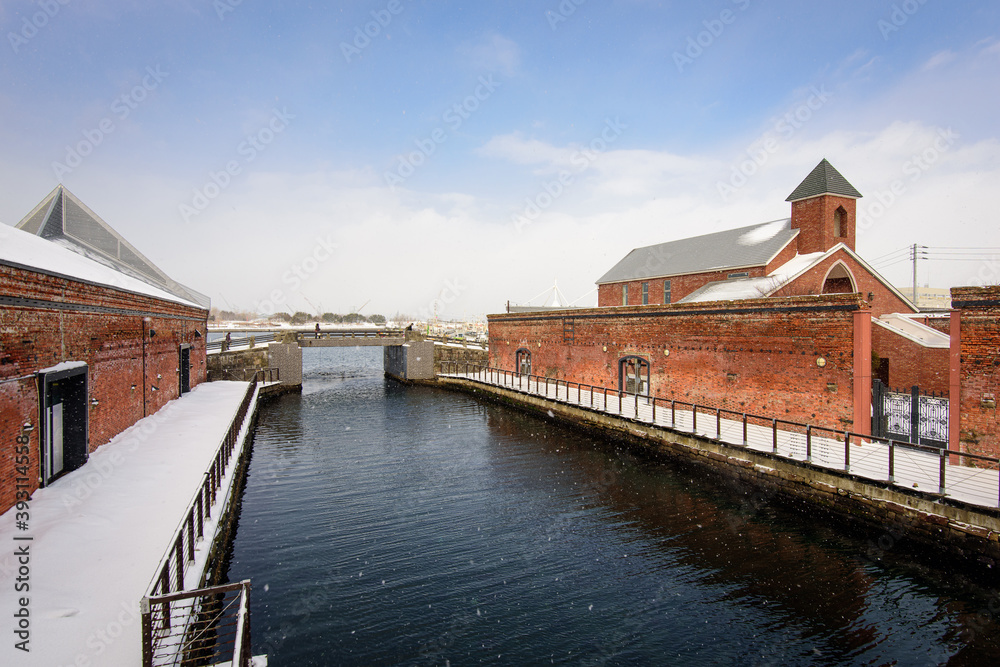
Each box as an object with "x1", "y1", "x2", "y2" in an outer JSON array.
[
  {"x1": 872, "y1": 380, "x2": 949, "y2": 447},
  {"x1": 440, "y1": 362, "x2": 1000, "y2": 508}
]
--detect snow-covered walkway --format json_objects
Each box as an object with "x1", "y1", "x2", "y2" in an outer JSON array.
[
  {"x1": 444, "y1": 369, "x2": 1000, "y2": 510},
  {"x1": 0, "y1": 381, "x2": 255, "y2": 666}
]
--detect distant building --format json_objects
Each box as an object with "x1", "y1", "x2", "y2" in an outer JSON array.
[
  {"x1": 596, "y1": 159, "x2": 916, "y2": 318},
  {"x1": 0, "y1": 186, "x2": 209, "y2": 513},
  {"x1": 909, "y1": 287, "x2": 952, "y2": 310}
]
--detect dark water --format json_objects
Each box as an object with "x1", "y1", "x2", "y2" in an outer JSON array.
[{"x1": 226, "y1": 348, "x2": 1000, "y2": 666}]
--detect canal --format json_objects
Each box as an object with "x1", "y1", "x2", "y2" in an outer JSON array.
[{"x1": 225, "y1": 348, "x2": 1000, "y2": 665}]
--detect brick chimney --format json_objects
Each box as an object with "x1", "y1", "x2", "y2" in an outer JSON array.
[{"x1": 786, "y1": 159, "x2": 862, "y2": 254}]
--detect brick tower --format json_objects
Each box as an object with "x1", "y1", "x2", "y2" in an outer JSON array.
[{"x1": 786, "y1": 159, "x2": 863, "y2": 254}]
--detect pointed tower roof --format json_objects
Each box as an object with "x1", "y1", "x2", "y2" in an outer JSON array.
[
  {"x1": 785, "y1": 159, "x2": 863, "y2": 202},
  {"x1": 14, "y1": 185, "x2": 210, "y2": 308}
]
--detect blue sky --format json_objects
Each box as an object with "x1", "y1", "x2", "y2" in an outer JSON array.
[{"x1": 1, "y1": 0, "x2": 998, "y2": 318}]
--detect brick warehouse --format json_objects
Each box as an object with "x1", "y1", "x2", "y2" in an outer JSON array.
[
  {"x1": 490, "y1": 160, "x2": 997, "y2": 458},
  {"x1": 951, "y1": 287, "x2": 1000, "y2": 460},
  {"x1": 490, "y1": 293, "x2": 871, "y2": 433},
  {"x1": 0, "y1": 186, "x2": 209, "y2": 514}
]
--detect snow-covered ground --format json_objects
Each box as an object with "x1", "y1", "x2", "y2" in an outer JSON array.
[{"x1": 0, "y1": 381, "x2": 254, "y2": 666}]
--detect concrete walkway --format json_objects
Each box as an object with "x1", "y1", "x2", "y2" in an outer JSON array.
[{"x1": 0, "y1": 381, "x2": 255, "y2": 666}]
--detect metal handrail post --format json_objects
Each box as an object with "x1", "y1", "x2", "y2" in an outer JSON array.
[
  {"x1": 938, "y1": 447, "x2": 947, "y2": 495},
  {"x1": 844, "y1": 432, "x2": 851, "y2": 473},
  {"x1": 887, "y1": 440, "x2": 895, "y2": 483}
]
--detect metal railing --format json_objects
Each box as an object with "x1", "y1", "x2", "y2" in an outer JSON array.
[
  {"x1": 207, "y1": 332, "x2": 277, "y2": 352},
  {"x1": 208, "y1": 367, "x2": 281, "y2": 383},
  {"x1": 426, "y1": 334, "x2": 488, "y2": 349},
  {"x1": 440, "y1": 362, "x2": 1000, "y2": 510},
  {"x1": 142, "y1": 377, "x2": 259, "y2": 665},
  {"x1": 141, "y1": 580, "x2": 252, "y2": 667},
  {"x1": 306, "y1": 327, "x2": 404, "y2": 339}
]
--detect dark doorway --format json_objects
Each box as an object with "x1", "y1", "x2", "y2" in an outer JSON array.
[
  {"x1": 180, "y1": 344, "x2": 191, "y2": 394},
  {"x1": 515, "y1": 348, "x2": 531, "y2": 376},
  {"x1": 38, "y1": 364, "x2": 89, "y2": 486},
  {"x1": 618, "y1": 356, "x2": 650, "y2": 395}
]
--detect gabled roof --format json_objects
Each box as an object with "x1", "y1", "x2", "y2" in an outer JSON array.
[
  {"x1": 596, "y1": 218, "x2": 796, "y2": 285},
  {"x1": 679, "y1": 252, "x2": 824, "y2": 303},
  {"x1": 0, "y1": 224, "x2": 203, "y2": 309},
  {"x1": 785, "y1": 159, "x2": 863, "y2": 202},
  {"x1": 679, "y1": 243, "x2": 918, "y2": 312},
  {"x1": 14, "y1": 186, "x2": 210, "y2": 308}
]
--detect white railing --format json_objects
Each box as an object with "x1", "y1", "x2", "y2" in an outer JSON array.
[{"x1": 441, "y1": 363, "x2": 1000, "y2": 510}]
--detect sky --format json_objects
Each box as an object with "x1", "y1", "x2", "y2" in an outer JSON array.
[{"x1": 1, "y1": 0, "x2": 998, "y2": 320}]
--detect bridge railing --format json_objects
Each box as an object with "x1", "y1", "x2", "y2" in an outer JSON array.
[
  {"x1": 304, "y1": 328, "x2": 405, "y2": 340},
  {"x1": 207, "y1": 367, "x2": 281, "y2": 383},
  {"x1": 439, "y1": 361, "x2": 1000, "y2": 510},
  {"x1": 207, "y1": 332, "x2": 276, "y2": 352},
  {"x1": 425, "y1": 334, "x2": 487, "y2": 348}
]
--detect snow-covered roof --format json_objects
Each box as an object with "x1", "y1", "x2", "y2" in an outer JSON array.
[
  {"x1": 679, "y1": 252, "x2": 824, "y2": 303},
  {"x1": 875, "y1": 314, "x2": 950, "y2": 349},
  {"x1": 596, "y1": 218, "x2": 797, "y2": 285},
  {"x1": 0, "y1": 223, "x2": 204, "y2": 309},
  {"x1": 679, "y1": 244, "x2": 918, "y2": 312},
  {"x1": 14, "y1": 185, "x2": 210, "y2": 308}
]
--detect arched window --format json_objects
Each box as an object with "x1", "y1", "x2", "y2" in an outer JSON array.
[
  {"x1": 821, "y1": 261, "x2": 857, "y2": 294},
  {"x1": 515, "y1": 348, "x2": 532, "y2": 376},
  {"x1": 619, "y1": 356, "x2": 650, "y2": 396},
  {"x1": 833, "y1": 206, "x2": 847, "y2": 237}
]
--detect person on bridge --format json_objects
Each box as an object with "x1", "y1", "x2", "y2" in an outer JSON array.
[{"x1": 315, "y1": 323, "x2": 321, "y2": 338}]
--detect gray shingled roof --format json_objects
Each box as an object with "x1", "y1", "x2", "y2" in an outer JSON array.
[
  {"x1": 785, "y1": 159, "x2": 863, "y2": 202},
  {"x1": 596, "y1": 218, "x2": 796, "y2": 285}
]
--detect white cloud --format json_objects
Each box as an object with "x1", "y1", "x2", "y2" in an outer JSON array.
[
  {"x1": 922, "y1": 50, "x2": 957, "y2": 70},
  {"x1": 458, "y1": 33, "x2": 521, "y2": 78}
]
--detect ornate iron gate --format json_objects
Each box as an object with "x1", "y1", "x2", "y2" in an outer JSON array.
[{"x1": 872, "y1": 380, "x2": 949, "y2": 447}]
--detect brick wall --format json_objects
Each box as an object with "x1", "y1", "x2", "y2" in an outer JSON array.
[
  {"x1": 597, "y1": 265, "x2": 769, "y2": 307},
  {"x1": 871, "y1": 322, "x2": 949, "y2": 394},
  {"x1": 789, "y1": 194, "x2": 857, "y2": 254},
  {"x1": 952, "y1": 286, "x2": 1000, "y2": 459},
  {"x1": 0, "y1": 263, "x2": 208, "y2": 513},
  {"x1": 489, "y1": 293, "x2": 865, "y2": 432}
]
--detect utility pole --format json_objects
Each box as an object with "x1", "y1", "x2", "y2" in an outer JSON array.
[{"x1": 912, "y1": 243, "x2": 918, "y2": 304}]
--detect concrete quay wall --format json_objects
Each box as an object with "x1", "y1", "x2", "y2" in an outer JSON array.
[{"x1": 440, "y1": 377, "x2": 1000, "y2": 570}]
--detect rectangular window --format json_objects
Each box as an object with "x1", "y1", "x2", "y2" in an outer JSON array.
[
  {"x1": 622, "y1": 284, "x2": 628, "y2": 305},
  {"x1": 728, "y1": 271, "x2": 749, "y2": 279},
  {"x1": 641, "y1": 282, "x2": 649, "y2": 305},
  {"x1": 663, "y1": 280, "x2": 672, "y2": 304}
]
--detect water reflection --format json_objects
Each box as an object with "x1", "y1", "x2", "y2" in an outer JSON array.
[{"x1": 227, "y1": 348, "x2": 999, "y2": 666}]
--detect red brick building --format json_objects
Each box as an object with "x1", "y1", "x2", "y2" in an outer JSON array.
[
  {"x1": 490, "y1": 293, "x2": 870, "y2": 432},
  {"x1": 950, "y1": 287, "x2": 1000, "y2": 460},
  {"x1": 489, "y1": 160, "x2": 974, "y2": 449},
  {"x1": 596, "y1": 159, "x2": 916, "y2": 319},
  {"x1": 0, "y1": 186, "x2": 209, "y2": 514}
]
